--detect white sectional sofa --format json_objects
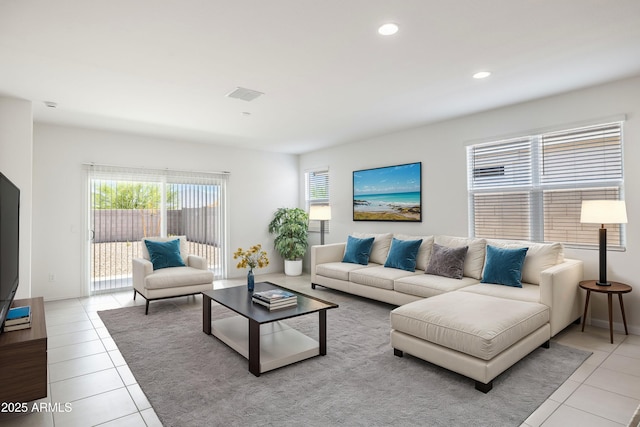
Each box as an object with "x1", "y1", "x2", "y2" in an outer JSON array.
[{"x1": 310, "y1": 233, "x2": 584, "y2": 392}]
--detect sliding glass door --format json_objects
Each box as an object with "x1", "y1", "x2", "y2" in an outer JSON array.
[{"x1": 86, "y1": 165, "x2": 228, "y2": 294}]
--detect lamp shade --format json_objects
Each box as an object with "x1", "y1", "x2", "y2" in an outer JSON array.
[
  {"x1": 580, "y1": 200, "x2": 627, "y2": 224},
  {"x1": 309, "y1": 205, "x2": 332, "y2": 221}
]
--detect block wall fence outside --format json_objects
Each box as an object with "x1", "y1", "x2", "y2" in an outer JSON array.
[{"x1": 92, "y1": 208, "x2": 218, "y2": 245}]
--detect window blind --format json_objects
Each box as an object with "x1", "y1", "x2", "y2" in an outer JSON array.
[
  {"x1": 541, "y1": 123, "x2": 623, "y2": 248},
  {"x1": 543, "y1": 187, "x2": 622, "y2": 247},
  {"x1": 306, "y1": 169, "x2": 330, "y2": 233},
  {"x1": 472, "y1": 192, "x2": 531, "y2": 240},
  {"x1": 541, "y1": 123, "x2": 623, "y2": 186},
  {"x1": 469, "y1": 137, "x2": 532, "y2": 190},
  {"x1": 468, "y1": 137, "x2": 533, "y2": 240}
]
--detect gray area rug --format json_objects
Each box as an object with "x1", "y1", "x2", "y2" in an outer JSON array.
[{"x1": 99, "y1": 288, "x2": 591, "y2": 427}]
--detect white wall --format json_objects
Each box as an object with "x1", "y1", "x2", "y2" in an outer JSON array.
[
  {"x1": 32, "y1": 124, "x2": 298, "y2": 300},
  {"x1": 0, "y1": 96, "x2": 33, "y2": 299},
  {"x1": 300, "y1": 75, "x2": 640, "y2": 334}
]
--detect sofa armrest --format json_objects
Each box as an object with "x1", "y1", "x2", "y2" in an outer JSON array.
[
  {"x1": 311, "y1": 243, "x2": 346, "y2": 265},
  {"x1": 539, "y1": 258, "x2": 584, "y2": 336},
  {"x1": 187, "y1": 254, "x2": 208, "y2": 270},
  {"x1": 132, "y1": 258, "x2": 154, "y2": 293},
  {"x1": 311, "y1": 243, "x2": 346, "y2": 282}
]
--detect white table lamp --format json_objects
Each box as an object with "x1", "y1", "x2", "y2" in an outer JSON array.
[
  {"x1": 580, "y1": 200, "x2": 627, "y2": 286},
  {"x1": 309, "y1": 205, "x2": 331, "y2": 245}
]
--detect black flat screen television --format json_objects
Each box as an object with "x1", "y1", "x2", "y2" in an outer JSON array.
[{"x1": 0, "y1": 172, "x2": 20, "y2": 334}]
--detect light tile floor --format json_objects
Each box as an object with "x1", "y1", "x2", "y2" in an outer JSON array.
[{"x1": 0, "y1": 273, "x2": 638, "y2": 426}]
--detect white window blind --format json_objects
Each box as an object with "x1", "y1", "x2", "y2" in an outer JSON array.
[
  {"x1": 541, "y1": 123, "x2": 622, "y2": 185},
  {"x1": 305, "y1": 168, "x2": 330, "y2": 233},
  {"x1": 468, "y1": 121, "x2": 624, "y2": 248},
  {"x1": 468, "y1": 137, "x2": 534, "y2": 241},
  {"x1": 470, "y1": 137, "x2": 533, "y2": 189},
  {"x1": 543, "y1": 187, "x2": 621, "y2": 246},
  {"x1": 472, "y1": 192, "x2": 531, "y2": 241},
  {"x1": 540, "y1": 123, "x2": 623, "y2": 247}
]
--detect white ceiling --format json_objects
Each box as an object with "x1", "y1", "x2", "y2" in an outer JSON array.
[{"x1": 1, "y1": 1, "x2": 640, "y2": 154}]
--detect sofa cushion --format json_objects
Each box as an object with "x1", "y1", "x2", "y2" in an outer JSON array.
[
  {"x1": 144, "y1": 239, "x2": 186, "y2": 270},
  {"x1": 394, "y1": 274, "x2": 480, "y2": 298},
  {"x1": 481, "y1": 245, "x2": 528, "y2": 288},
  {"x1": 390, "y1": 292, "x2": 549, "y2": 360},
  {"x1": 434, "y1": 236, "x2": 486, "y2": 279},
  {"x1": 384, "y1": 238, "x2": 423, "y2": 272},
  {"x1": 144, "y1": 266, "x2": 213, "y2": 290},
  {"x1": 350, "y1": 266, "x2": 418, "y2": 290},
  {"x1": 486, "y1": 239, "x2": 563, "y2": 285},
  {"x1": 394, "y1": 234, "x2": 434, "y2": 271},
  {"x1": 352, "y1": 232, "x2": 393, "y2": 265},
  {"x1": 315, "y1": 262, "x2": 375, "y2": 281},
  {"x1": 459, "y1": 283, "x2": 541, "y2": 304},
  {"x1": 343, "y1": 235, "x2": 375, "y2": 265},
  {"x1": 425, "y1": 243, "x2": 468, "y2": 279}
]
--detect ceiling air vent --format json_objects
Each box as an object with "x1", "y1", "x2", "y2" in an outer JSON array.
[{"x1": 226, "y1": 87, "x2": 264, "y2": 102}]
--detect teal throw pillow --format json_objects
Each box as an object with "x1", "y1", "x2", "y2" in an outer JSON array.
[
  {"x1": 342, "y1": 235, "x2": 375, "y2": 265},
  {"x1": 384, "y1": 238, "x2": 423, "y2": 272},
  {"x1": 481, "y1": 245, "x2": 529, "y2": 288},
  {"x1": 144, "y1": 239, "x2": 186, "y2": 270}
]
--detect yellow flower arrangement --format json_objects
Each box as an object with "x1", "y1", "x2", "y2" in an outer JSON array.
[{"x1": 233, "y1": 244, "x2": 269, "y2": 271}]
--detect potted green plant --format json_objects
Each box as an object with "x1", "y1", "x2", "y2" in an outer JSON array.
[{"x1": 268, "y1": 207, "x2": 309, "y2": 276}]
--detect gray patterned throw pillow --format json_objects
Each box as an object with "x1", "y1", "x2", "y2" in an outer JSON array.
[{"x1": 425, "y1": 243, "x2": 469, "y2": 279}]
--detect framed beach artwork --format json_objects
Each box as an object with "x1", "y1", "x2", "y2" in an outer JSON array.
[{"x1": 353, "y1": 162, "x2": 422, "y2": 222}]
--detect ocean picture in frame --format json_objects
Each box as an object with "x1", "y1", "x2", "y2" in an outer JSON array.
[{"x1": 353, "y1": 162, "x2": 422, "y2": 222}]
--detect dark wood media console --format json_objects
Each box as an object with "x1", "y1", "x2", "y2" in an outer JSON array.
[{"x1": 0, "y1": 297, "x2": 47, "y2": 403}]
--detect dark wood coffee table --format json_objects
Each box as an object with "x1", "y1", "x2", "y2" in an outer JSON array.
[{"x1": 202, "y1": 281, "x2": 338, "y2": 376}]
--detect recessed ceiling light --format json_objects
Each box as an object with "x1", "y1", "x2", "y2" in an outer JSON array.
[
  {"x1": 473, "y1": 71, "x2": 491, "y2": 79},
  {"x1": 378, "y1": 23, "x2": 399, "y2": 36}
]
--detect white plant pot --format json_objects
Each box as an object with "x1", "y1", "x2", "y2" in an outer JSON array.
[{"x1": 284, "y1": 259, "x2": 303, "y2": 276}]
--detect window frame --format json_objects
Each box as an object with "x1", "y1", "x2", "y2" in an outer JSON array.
[
  {"x1": 467, "y1": 121, "x2": 625, "y2": 250},
  {"x1": 85, "y1": 164, "x2": 229, "y2": 295}
]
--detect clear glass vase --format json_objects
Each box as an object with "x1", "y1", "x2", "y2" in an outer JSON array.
[{"x1": 247, "y1": 269, "x2": 255, "y2": 292}]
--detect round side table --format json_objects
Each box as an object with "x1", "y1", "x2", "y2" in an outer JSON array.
[{"x1": 579, "y1": 280, "x2": 632, "y2": 344}]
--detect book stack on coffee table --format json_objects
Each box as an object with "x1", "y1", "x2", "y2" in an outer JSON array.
[
  {"x1": 252, "y1": 289, "x2": 298, "y2": 310},
  {"x1": 3, "y1": 305, "x2": 31, "y2": 331}
]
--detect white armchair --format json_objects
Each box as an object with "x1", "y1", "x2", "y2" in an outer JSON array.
[{"x1": 133, "y1": 236, "x2": 214, "y2": 314}]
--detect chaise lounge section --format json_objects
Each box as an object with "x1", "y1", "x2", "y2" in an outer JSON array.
[{"x1": 311, "y1": 233, "x2": 583, "y2": 391}]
